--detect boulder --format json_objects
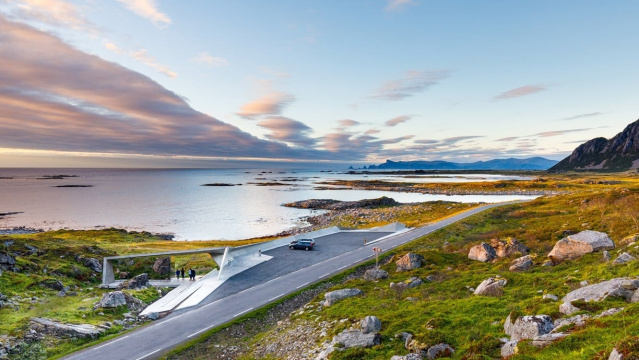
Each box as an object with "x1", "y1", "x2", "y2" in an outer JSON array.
[
  {"x1": 80, "y1": 257, "x2": 102, "y2": 273},
  {"x1": 504, "y1": 314, "x2": 513, "y2": 336},
  {"x1": 332, "y1": 329, "x2": 381, "y2": 349},
  {"x1": 425, "y1": 343, "x2": 454, "y2": 359},
  {"x1": 364, "y1": 269, "x2": 389, "y2": 281},
  {"x1": 559, "y1": 278, "x2": 639, "y2": 315},
  {"x1": 501, "y1": 340, "x2": 518, "y2": 358},
  {"x1": 94, "y1": 291, "x2": 144, "y2": 311},
  {"x1": 543, "y1": 294, "x2": 559, "y2": 301},
  {"x1": 40, "y1": 279, "x2": 64, "y2": 291},
  {"x1": 548, "y1": 230, "x2": 615, "y2": 264},
  {"x1": 468, "y1": 243, "x2": 497, "y2": 262},
  {"x1": 0, "y1": 252, "x2": 16, "y2": 270},
  {"x1": 531, "y1": 333, "x2": 568, "y2": 348},
  {"x1": 613, "y1": 252, "x2": 636, "y2": 265},
  {"x1": 30, "y1": 317, "x2": 105, "y2": 339},
  {"x1": 323, "y1": 288, "x2": 363, "y2": 306},
  {"x1": 360, "y1": 316, "x2": 382, "y2": 334},
  {"x1": 152, "y1": 257, "x2": 171, "y2": 275},
  {"x1": 474, "y1": 276, "x2": 507, "y2": 296},
  {"x1": 603, "y1": 250, "x2": 611, "y2": 262},
  {"x1": 552, "y1": 314, "x2": 590, "y2": 331},
  {"x1": 391, "y1": 355, "x2": 423, "y2": 360},
  {"x1": 491, "y1": 238, "x2": 529, "y2": 257},
  {"x1": 405, "y1": 277, "x2": 424, "y2": 288},
  {"x1": 509, "y1": 315, "x2": 554, "y2": 341},
  {"x1": 509, "y1": 255, "x2": 533, "y2": 272},
  {"x1": 396, "y1": 253, "x2": 424, "y2": 271},
  {"x1": 116, "y1": 273, "x2": 149, "y2": 290},
  {"x1": 609, "y1": 348, "x2": 623, "y2": 360}
]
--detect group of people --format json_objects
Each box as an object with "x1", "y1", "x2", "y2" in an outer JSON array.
[{"x1": 175, "y1": 267, "x2": 196, "y2": 281}]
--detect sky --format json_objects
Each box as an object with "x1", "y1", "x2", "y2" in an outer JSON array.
[{"x1": 0, "y1": 0, "x2": 638, "y2": 168}]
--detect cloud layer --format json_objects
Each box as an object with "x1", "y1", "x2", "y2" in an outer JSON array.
[
  {"x1": 372, "y1": 70, "x2": 451, "y2": 101},
  {"x1": 494, "y1": 85, "x2": 546, "y2": 100},
  {"x1": 116, "y1": 0, "x2": 171, "y2": 27}
]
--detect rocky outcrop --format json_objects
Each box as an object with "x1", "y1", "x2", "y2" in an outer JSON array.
[
  {"x1": 332, "y1": 329, "x2": 381, "y2": 349},
  {"x1": 396, "y1": 253, "x2": 424, "y2": 271},
  {"x1": 94, "y1": 291, "x2": 144, "y2": 311},
  {"x1": 491, "y1": 238, "x2": 529, "y2": 257},
  {"x1": 531, "y1": 333, "x2": 568, "y2": 348},
  {"x1": 360, "y1": 316, "x2": 381, "y2": 334},
  {"x1": 322, "y1": 288, "x2": 363, "y2": 307},
  {"x1": 609, "y1": 348, "x2": 623, "y2": 360},
  {"x1": 468, "y1": 243, "x2": 497, "y2": 262},
  {"x1": 501, "y1": 340, "x2": 518, "y2": 358},
  {"x1": 424, "y1": 343, "x2": 454, "y2": 359},
  {"x1": 39, "y1": 279, "x2": 64, "y2": 291},
  {"x1": 391, "y1": 354, "x2": 423, "y2": 360},
  {"x1": 559, "y1": 278, "x2": 639, "y2": 315},
  {"x1": 285, "y1": 196, "x2": 398, "y2": 210},
  {"x1": 0, "y1": 252, "x2": 16, "y2": 271},
  {"x1": 116, "y1": 273, "x2": 149, "y2": 290},
  {"x1": 550, "y1": 118, "x2": 639, "y2": 171},
  {"x1": 509, "y1": 255, "x2": 533, "y2": 271},
  {"x1": 152, "y1": 257, "x2": 171, "y2": 275},
  {"x1": 30, "y1": 317, "x2": 105, "y2": 339},
  {"x1": 506, "y1": 315, "x2": 554, "y2": 341},
  {"x1": 78, "y1": 257, "x2": 102, "y2": 273},
  {"x1": 613, "y1": 252, "x2": 636, "y2": 265},
  {"x1": 474, "y1": 276, "x2": 507, "y2": 296},
  {"x1": 548, "y1": 230, "x2": 615, "y2": 264},
  {"x1": 363, "y1": 269, "x2": 388, "y2": 281}
]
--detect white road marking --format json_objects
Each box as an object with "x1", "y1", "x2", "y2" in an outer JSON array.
[
  {"x1": 93, "y1": 335, "x2": 129, "y2": 350},
  {"x1": 269, "y1": 295, "x2": 283, "y2": 302},
  {"x1": 135, "y1": 348, "x2": 161, "y2": 360},
  {"x1": 296, "y1": 282, "x2": 310, "y2": 289},
  {"x1": 234, "y1": 307, "x2": 254, "y2": 317},
  {"x1": 321, "y1": 273, "x2": 331, "y2": 277},
  {"x1": 187, "y1": 325, "x2": 215, "y2": 338}
]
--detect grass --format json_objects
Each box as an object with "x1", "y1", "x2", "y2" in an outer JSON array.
[{"x1": 165, "y1": 172, "x2": 639, "y2": 360}]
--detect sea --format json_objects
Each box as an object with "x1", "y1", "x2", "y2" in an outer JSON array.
[{"x1": 0, "y1": 168, "x2": 537, "y2": 240}]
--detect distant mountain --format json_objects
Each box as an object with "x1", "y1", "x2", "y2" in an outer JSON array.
[
  {"x1": 362, "y1": 157, "x2": 558, "y2": 171},
  {"x1": 550, "y1": 118, "x2": 639, "y2": 172}
]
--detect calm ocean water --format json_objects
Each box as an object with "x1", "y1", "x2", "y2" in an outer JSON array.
[{"x1": 0, "y1": 168, "x2": 536, "y2": 240}]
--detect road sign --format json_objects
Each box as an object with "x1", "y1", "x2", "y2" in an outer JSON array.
[{"x1": 373, "y1": 247, "x2": 382, "y2": 268}]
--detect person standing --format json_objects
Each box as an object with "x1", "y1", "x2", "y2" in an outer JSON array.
[
  {"x1": 175, "y1": 269, "x2": 180, "y2": 280},
  {"x1": 188, "y1": 268, "x2": 194, "y2": 281},
  {"x1": 181, "y1": 268, "x2": 185, "y2": 280}
]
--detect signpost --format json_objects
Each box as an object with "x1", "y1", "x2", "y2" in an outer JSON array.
[{"x1": 373, "y1": 247, "x2": 382, "y2": 269}]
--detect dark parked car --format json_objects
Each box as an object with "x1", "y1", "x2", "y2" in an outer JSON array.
[{"x1": 289, "y1": 239, "x2": 314, "y2": 250}]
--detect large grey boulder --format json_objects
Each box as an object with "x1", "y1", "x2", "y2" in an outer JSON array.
[
  {"x1": 332, "y1": 329, "x2": 381, "y2": 349},
  {"x1": 79, "y1": 257, "x2": 102, "y2": 273},
  {"x1": 360, "y1": 316, "x2": 382, "y2": 334},
  {"x1": 508, "y1": 315, "x2": 554, "y2": 341},
  {"x1": 30, "y1": 317, "x2": 105, "y2": 339},
  {"x1": 559, "y1": 278, "x2": 639, "y2": 315},
  {"x1": 509, "y1": 255, "x2": 533, "y2": 272},
  {"x1": 553, "y1": 314, "x2": 591, "y2": 331},
  {"x1": 491, "y1": 238, "x2": 529, "y2": 257},
  {"x1": 531, "y1": 333, "x2": 568, "y2": 348},
  {"x1": 548, "y1": 230, "x2": 615, "y2": 264},
  {"x1": 474, "y1": 276, "x2": 507, "y2": 296},
  {"x1": 152, "y1": 257, "x2": 171, "y2": 275},
  {"x1": 40, "y1": 279, "x2": 64, "y2": 291},
  {"x1": 391, "y1": 355, "x2": 423, "y2": 360},
  {"x1": 425, "y1": 343, "x2": 454, "y2": 359},
  {"x1": 323, "y1": 288, "x2": 363, "y2": 306},
  {"x1": 396, "y1": 253, "x2": 424, "y2": 271},
  {"x1": 609, "y1": 348, "x2": 623, "y2": 360},
  {"x1": 117, "y1": 273, "x2": 149, "y2": 290},
  {"x1": 94, "y1": 291, "x2": 144, "y2": 311},
  {"x1": 468, "y1": 243, "x2": 497, "y2": 262},
  {"x1": 613, "y1": 252, "x2": 636, "y2": 265},
  {"x1": 364, "y1": 269, "x2": 389, "y2": 281}
]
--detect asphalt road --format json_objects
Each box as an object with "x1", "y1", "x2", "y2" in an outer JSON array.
[{"x1": 63, "y1": 201, "x2": 520, "y2": 360}]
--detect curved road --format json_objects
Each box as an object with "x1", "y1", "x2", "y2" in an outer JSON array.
[{"x1": 64, "y1": 201, "x2": 520, "y2": 360}]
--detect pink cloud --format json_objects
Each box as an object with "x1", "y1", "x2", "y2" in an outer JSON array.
[
  {"x1": 237, "y1": 92, "x2": 295, "y2": 119},
  {"x1": 494, "y1": 85, "x2": 546, "y2": 100},
  {"x1": 385, "y1": 115, "x2": 412, "y2": 127}
]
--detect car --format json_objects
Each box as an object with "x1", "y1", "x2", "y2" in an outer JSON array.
[{"x1": 289, "y1": 239, "x2": 314, "y2": 250}]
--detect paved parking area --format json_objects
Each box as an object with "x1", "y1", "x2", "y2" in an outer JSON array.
[{"x1": 201, "y1": 231, "x2": 392, "y2": 302}]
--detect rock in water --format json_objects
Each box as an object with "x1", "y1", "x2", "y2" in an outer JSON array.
[
  {"x1": 30, "y1": 317, "x2": 105, "y2": 339},
  {"x1": 474, "y1": 276, "x2": 507, "y2": 296},
  {"x1": 468, "y1": 243, "x2": 497, "y2": 262},
  {"x1": 509, "y1": 315, "x2": 554, "y2": 341},
  {"x1": 396, "y1": 253, "x2": 424, "y2": 271},
  {"x1": 363, "y1": 269, "x2": 388, "y2": 281},
  {"x1": 360, "y1": 316, "x2": 381, "y2": 334},
  {"x1": 152, "y1": 257, "x2": 171, "y2": 275},
  {"x1": 548, "y1": 230, "x2": 615, "y2": 264},
  {"x1": 117, "y1": 273, "x2": 149, "y2": 290}
]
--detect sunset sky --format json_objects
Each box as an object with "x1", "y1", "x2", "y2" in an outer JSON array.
[{"x1": 0, "y1": 0, "x2": 638, "y2": 168}]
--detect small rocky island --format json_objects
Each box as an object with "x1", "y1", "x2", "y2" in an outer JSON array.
[{"x1": 284, "y1": 196, "x2": 399, "y2": 210}]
